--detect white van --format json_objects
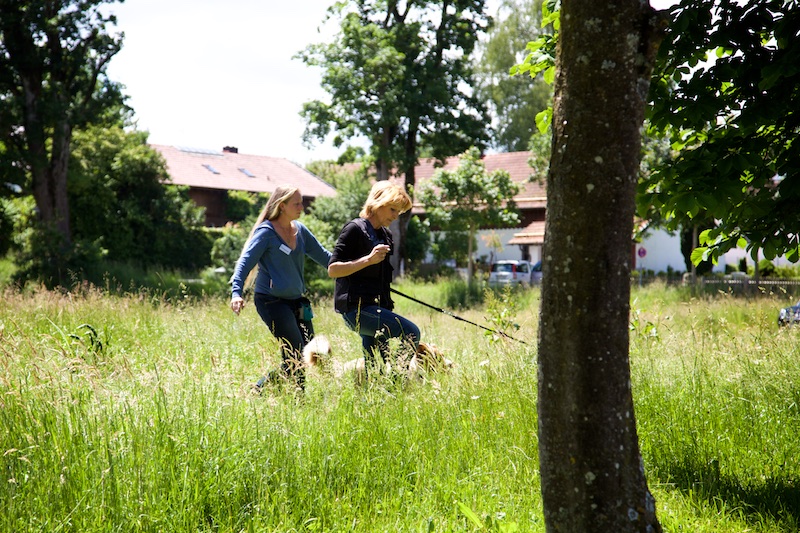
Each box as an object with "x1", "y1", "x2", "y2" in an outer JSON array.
[{"x1": 489, "y1": 260, "x2": 533, "y2": 287}]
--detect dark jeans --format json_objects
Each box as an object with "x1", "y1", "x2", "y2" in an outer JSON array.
[
  {"x1": 254, "y1": 293, "x2": 313, "y2": 388},
  {"x1": 343, "y1": 305, "x2": 420, "y2": 376}
]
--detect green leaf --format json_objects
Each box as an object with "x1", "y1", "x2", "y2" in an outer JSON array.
[
  {"x1": 457, "y1": 501, "x2": 483, "y2": 528},
  {"x1": 544, "y1": 65, "x2": 556, "y2": 84},
  {"x1": 691, "y1": 246, "x2": 709, "y2": 266},
  {"x1": 698, "y1": 228, "x2": 714, "y2": 246},
  {"x1": 764, "y1": 240, "x2": 777, "y2": 260},
  {"x1": 535, "y1": 108, "x2": 552, "y2": 133}
]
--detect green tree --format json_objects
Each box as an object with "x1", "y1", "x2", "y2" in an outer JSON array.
[
  {"x1": 67, "y1": 124, "x2": 208, "y2": 271},
  {"x1": 418, "y1": 147, "x2": 520, "y2": 285},
  {"x1": 0, "y1": 0, "x2": 124, "y2": 260},
  {"x1": 476, "y1": 0, "x2": 553, "y2": 152},
  {"x1": 517, "y1": 1, "x2": 666, "y2": 530},
  {"x1": 308, "y1": 171, "x2": 372, "y2": 239},
  {"x1": 404, "y1": 214, "x2": 430, "y2": 269},
  {"x1": 306, "y1": 158, "x2": 370, "y2": 190},
  {"x1": 297, "y1": 0, "x2": 491, "y2": 265},
  {"x1": 644, "y1": 0, "x2": 800, "y2": 265},
  {"x1": 225, "y1": 190, "x2": 268, "y2": 224},
  {"x1": 430, "y1": 229, "x2": 473, "y2": 267}
]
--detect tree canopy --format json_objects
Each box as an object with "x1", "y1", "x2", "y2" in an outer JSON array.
[
  {"x1": 68, "y1": 125, "x2": 208, "y2": 269},
  {"x1": 644, "y1": 0, "x2": 800, "y2": 265},
  {"x1": 298, "y1": 0, "x2": 491, "y2": 181},
  {"x1": 0, "y1": 0, "x2": 124, "y2": 254},
  {"x1": 475, "y1": 0, "x2": 553, "y2": 152},
  {"x1": 297, "y1": 0, "x2": 492, "y2": 266}
]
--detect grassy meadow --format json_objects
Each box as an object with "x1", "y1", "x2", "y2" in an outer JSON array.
[{"x1": 1, "y1": 280, "x2": 799, "y2": 532}]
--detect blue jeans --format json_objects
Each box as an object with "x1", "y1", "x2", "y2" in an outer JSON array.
[
  {"x1": 254, "y1": 293, "x2": 313, "y2": 387},
  {"x1": 343, "y1": 305, "x2": 420, "y2": 373}
]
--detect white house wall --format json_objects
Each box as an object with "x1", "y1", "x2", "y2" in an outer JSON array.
[
  {"x1": 635, "y1": 229, "x2": 694, "y2": 273},
  {"x1": 427, "y1": 228, "x2": 540, "y2": 265}
]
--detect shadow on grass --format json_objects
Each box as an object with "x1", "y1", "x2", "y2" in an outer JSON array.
[{"x1": 659, "y1": 458, "x2": 799, "y2": 529}]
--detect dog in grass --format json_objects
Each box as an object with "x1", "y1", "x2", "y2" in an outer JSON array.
[
  {"x1": 303, "y1": 336, "x2": 453, "y2": 383},
  {"x1": 410, "y1": 342, "x2": 454, "y2": 374},
  {"x1": 301, "y1": 335, "x2": 332, "y2": 368}
]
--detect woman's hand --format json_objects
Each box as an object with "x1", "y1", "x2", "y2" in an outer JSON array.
[
  {"x1": 230, "y1": 297, "x2": 245, "y2": 315},
  {"x1": 367, "y1": 244, "x2": 391, "y2": 265},
  {"x1": 328, "y1": 244, "x2": 391, "y2": 278}
]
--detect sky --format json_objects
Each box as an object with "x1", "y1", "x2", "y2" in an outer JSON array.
[
  {"x1": 104, "y1": 0, "x2": 351, "y2": 165},
  {"x1": 104, "y1": 0, "x2": 674, "y2": 166}
]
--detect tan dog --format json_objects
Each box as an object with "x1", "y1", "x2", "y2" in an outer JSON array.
[{"x1": 408, "y1": 342, "x2": 454, "y2": 375}]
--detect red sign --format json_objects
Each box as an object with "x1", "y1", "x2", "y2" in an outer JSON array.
[{"x1": 637, "y1": 247, "x2": 647, "y2": 258}]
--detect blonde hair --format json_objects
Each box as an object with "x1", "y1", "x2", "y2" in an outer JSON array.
[
  {"x1": 240, "y1": 185, "x2": 301, "y2": 290},
  {"x1": 360, "y1": 181, "x2": 412, "y2": 218}
]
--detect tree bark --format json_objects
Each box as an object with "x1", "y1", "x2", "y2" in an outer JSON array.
[{"x1": 537, "y1": 1, "x2": 664, "y2": 531}]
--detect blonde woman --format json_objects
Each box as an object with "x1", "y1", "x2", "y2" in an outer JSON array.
[
  {"x1": 230, "y1": 186, "x2": 331, "y2": 391},
  {"x1": 328, "y1": 181, "x2": 420, "y2": 378}
]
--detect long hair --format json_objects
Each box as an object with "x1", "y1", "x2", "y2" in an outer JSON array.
[
  {"x1": 360, "y1": 181, "x2": 412, "y2": 218},
  {"x1": 239, "y1": 186, "x2": 300, "y2": 290}
]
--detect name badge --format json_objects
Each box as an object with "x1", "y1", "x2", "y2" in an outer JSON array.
[{"x1": 279, "y1": 244, "x2": 292, "y2": 255}]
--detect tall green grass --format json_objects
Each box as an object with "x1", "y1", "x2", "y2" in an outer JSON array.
[
  {"x1": 1, "y1": 281, "x2": 799, "y2": 531},
  {"x1": 631, "y1": 283, "x2": 800, "y2": 532}
]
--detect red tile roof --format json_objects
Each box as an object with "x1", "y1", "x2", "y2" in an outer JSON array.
[
  {"x1": 508, "y1": 220, "x2": 546, "y2": 245},
  {"x1": 396, "y1": 151, "x2": 547, "y2": 210},
  {"x1": 151, "y1": 144, "x2": 336, "y2": 198}
]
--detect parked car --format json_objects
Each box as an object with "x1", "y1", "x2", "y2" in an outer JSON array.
[
  {"x1": 531, "y1": 260, "x2": 543, "y2": 284},
  {"x1": 778, "y1": 300, "x2": 800, "y2": 326},
  {"x1": 489, "y1": 260, "x2": 533, "y2": 287}
]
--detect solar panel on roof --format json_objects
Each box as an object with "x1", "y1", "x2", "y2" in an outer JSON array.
[
  {"x1": 177, "y1": 146, "x2": 223, "y2": 156},
  {"x1": 202, "y1": 164, "x2": 220, "y2": 175},
  {"x1": 238, "y1": 168, "x2": 256, "y2": 177}
]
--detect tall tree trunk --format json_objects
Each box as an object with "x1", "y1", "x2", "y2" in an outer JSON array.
[
  {"x1": 537, "y1": 1, "x2": 664, "y2": 531},
  {"x1": 374, "y1": 125, "x2": 395, "y2": 181},
  {"x1": 24, "y1": 86, "x2": 72, "y2": 247},
  {"x1": 466, "y1": 224, "x2": 475, "y2": 286},
  {"x1": 51, "y1": 119, "x2": 73, "y2": 244},
  {"x1": 391, "y1": 125, "x2": 418, "y2": 276}
]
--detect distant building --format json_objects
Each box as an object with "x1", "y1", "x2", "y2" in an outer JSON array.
[
  {"x1": 394, "y1": 151, "x2": 547, "y2": 265},
  {"x1": 151, "y1": 144, "x2": 335, "y2": 226},
  {"x1": 401, "y1": 151, "x2": 739, "y2": 273}
]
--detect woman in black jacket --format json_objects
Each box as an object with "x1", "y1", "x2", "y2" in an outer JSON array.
[{"x1": 328, "y1": 182, "x2": 419, "y2": 376}]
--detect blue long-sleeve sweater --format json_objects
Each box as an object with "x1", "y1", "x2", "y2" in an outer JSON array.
[{"x1": 230, "y1": 220, "x2": 331, "y2": 300}]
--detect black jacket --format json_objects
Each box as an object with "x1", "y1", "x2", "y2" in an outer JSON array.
[{"x1": 331, "y1": 218, "x2": 394, "y2": 313}]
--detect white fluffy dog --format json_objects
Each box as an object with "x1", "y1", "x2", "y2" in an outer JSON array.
[{"x1": 301, "y1": 335, "x2": 332, "y2": 368}]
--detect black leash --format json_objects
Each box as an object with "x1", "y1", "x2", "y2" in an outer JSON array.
[{"x1": 390, "y1": 288, "x2": 528, "y2": 345}]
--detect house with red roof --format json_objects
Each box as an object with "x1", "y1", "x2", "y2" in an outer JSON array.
[
  {"x1": 155, "y1": 144, "x2": 740, "y2": 274},
  {"x1": 396, "y1": 150, "x2": 548, "y2": 265},
  {"x1": 151, "y1": 144, "x2": 336, "y2": 226}
]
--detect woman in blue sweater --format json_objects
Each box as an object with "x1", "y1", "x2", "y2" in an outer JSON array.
[{"x1": 230, "y1": 186, "x2": 331, "y2": 390}]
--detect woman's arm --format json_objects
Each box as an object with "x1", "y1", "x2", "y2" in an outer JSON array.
[
  {"x1": 328, "y1": 244, "x2": 390, "y2": 278},
  {"x1": 298, "y1": 222, "x2": 333, "y2": 267}
]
